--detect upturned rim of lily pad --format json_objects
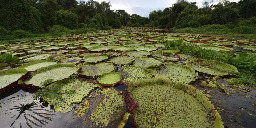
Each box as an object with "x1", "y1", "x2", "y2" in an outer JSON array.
[{"x1": 97, "y1": 72, "x2": 122, "y2": 87}]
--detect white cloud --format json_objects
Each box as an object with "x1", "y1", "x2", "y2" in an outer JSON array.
[{"x1": 81, "y1": 0, "x2": 240, "y2": 17}]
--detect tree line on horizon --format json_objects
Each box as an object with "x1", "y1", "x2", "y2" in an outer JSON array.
[{"x1": 0, "y1": 0, "x2": 256, "y2": 39}]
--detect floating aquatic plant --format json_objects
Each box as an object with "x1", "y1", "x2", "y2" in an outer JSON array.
[
  {"x1": 80, "y1": 63, "x2": 115, "y2": 78},
  {"x1": 153, "y1": 62, "x2": 198, "y2": 84},
  {"x1": 83, "y1": 54, "x2": 108, "y2": 63},
  {"x1": 36, "y1": 78, "x2": 99, "y2": 113},
  {"x1": 24, "y1": 64, "x2": 77, "y2": 87},
  {"x1": 97, "y1": 72, "x2": 121, "y2": 86},
  {"x1": 109, "y1": 56, "x2": 134, "y2": 65},
  {"x1": 187, "y1": 59, "x2": 238, "y2": 76},
  {"x1": 121, "y1": 65, "x2": 153, "y2": 83},
  {"x1": 126, "y1": 51, "x2": 151, "y2": 57},
  {"x1": 128, "y1": 78, "x2": 224, "y2": 128},
  {"x1": 19, "y1": 60, "x2": 57, "y2": 71},
  {"x1": 90, "y1": 88, "x2": 125, "y2": 127},
  {"x1": 0, "y1": 68, "x2": 27, "y2": 94},
  {"x1": 133, "y1": 57, "x2": 162, "y2": 68},
  {"x1": 24, "y1": 54, "x2": 51, "y2": 62}
]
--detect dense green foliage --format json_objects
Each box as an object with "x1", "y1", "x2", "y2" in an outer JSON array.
[
  {"x1": 149, "y1": 0, "x2": 256, "y2": 35},
  {"x1": 0, "y1": 0, "x2": 148, "y2": 41}
]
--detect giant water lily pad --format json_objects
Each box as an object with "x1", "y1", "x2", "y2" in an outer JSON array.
[
  {"x1": 128, "y1": 79, "x2": 223, "y2": 128},
  {"x1": 80, "y1": 63, "x2": 115, "y2": 78},
  {"x1": 20, "y1": 60, "x2": 57, "y2": 71},
  {"x1": 24, "y1": 54, "x2": 51, "y2": 62},
  {"x1": 134, "y1": 57, "x2": 162, "y2": 68},
  {"x1": 36, "y1": 78, "x2": 99, "y2": 113},
  {"x1": 109, "y1": 56, "x2": 134, "y2": 65},
  {"x1": 97, "y1": 72, "x2": 121, "y2": 86},
  {"x1": 0, "y1": 68, "x2": 27, "y2": 94},
  {"x1": 126, "y1": 51, "x2": 151, "y2": 57},
  {"x1": 153, "y1": 63, "x2": 198, "y2": 84},
  {"x1": 121, "y1": 65, "x2": 152, "y2": 83},
  {"x1": 187, "y1": 59, "x2": 238, "y2": 76},
  {"x1": 24, "y1": 64, "x2": 77, "y2": 87},
  {"x1": 83, "y1": 54, "x2": 108, "y2": 63},
  {"x1": 135, "y1": 45, "x2": 157, "y2": 52}
]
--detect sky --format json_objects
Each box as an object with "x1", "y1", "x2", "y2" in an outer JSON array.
[{"x1": 80, "y1": 0, "x2": 240, "y2": 17}]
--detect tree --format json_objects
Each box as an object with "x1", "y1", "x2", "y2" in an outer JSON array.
[
  {"x1": 238, "y1": 0, "x2": 256, "y2": 18},
  {"x1": 0, "y1": 0, "x2": 42, "y2": 33},
  {"x1": 38, "y1": 0, "x2": 62, "y2": 31},
  {"x1": 55, "y1": 10, "x2": 78, "y2": 29},
  {"x1": 57, "y1": 0, "x2": 77, "y2": 10}
]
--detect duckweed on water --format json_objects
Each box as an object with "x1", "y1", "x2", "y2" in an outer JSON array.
[
  {"x1": 36, "y1": 78, "x2": 99, "y2": 113},
  {"x1": 90, "y1": 88, "x2": 125, "y2": 127}
]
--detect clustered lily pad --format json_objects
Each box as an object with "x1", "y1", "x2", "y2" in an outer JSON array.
[
  {"x1": 24, "y1": 64, "x2": 77, "y2": 87},
  {"x1": 128, "y1": 78, "x2": 223, "y2": 128},
  {"x1": 153, "y1": 62, "x2": 198, "y2": 84},
  {"x1": 36, "y1": 78, "x2": 99, "y2": 113},
  {"x1": 97, "y1": 72, "x2": 121, "y2": 86},
  {"x1": 187, "y1": 59, "x2": 238, "y2": 76},
  {"x1": 80, "y1": 63, "x2": 115, "y2": 78}
]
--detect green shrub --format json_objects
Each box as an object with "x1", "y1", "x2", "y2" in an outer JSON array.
[
  {"x1": 49, "y1": 25, "x2": 70, "y2": 35},
  {"x1": 11, "y1": 30, "x2": 33, "y2": 38},
  {"x1": 233, "y1": 26, "x2": 256, "y2": 34},
  {"x1": 0, "y1": 54, "x2": 19, "y2": 65}
]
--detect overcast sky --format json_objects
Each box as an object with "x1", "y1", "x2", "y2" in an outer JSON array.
[{"x1": 80, "y1": 0, "x2": 240, "y2": 17}]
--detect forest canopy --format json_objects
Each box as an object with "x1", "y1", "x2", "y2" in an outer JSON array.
[{"x1": 0, "y1": 0, "x2": 256, "y2": 40}]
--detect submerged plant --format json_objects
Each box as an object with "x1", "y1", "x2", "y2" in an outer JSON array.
[
  {"x1": 187, "y1": 59, "x2": 238, "y2": 76},
  {"x1": 36, "y1": 78, "x2": 99, "y2": 113}
]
